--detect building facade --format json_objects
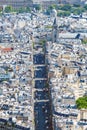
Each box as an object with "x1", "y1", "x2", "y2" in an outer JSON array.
[{"x1": 0, "y1": 0, "x2": 33, "y2": 9}]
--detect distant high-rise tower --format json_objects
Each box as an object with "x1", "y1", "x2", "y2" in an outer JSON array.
[{"x1": 52, "y1": 9, "x2": 59, "y2": 43}]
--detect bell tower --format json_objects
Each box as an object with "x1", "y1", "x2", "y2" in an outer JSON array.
[{"x1": 52, "y1": 9, "x2": 59, "y2": 43}]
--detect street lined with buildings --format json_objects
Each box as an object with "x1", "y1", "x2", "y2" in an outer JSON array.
[{"x1": 33, "y1": 42, "x2": 53, "y2": 130}]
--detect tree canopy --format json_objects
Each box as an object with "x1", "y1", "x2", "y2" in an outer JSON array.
[
  {"x1": 34, "y1": 4, "x2": 41, "y2": 11},
  {"x1": 76, "y1": 96, "x2": 87, "y2": 109},
  {"x1": 18, "y1": 7, "x2": 31, "y2": 13},
  {"x1": 46, "y1": 4, "x2": 87, "y2": 16},
  {"x1": 4, "y1": 6, "x2": 13, "y2": 13}
]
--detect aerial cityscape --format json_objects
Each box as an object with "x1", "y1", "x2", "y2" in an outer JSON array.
[{"x1": 0, "y1": 0, "x2": 87, "y2": 130}]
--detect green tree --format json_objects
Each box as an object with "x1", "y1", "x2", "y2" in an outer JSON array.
[
  {"x1": 18, "y1": 7, "x2": 26, "y2": 13},
  {"x1": 39, "y1": 39, "x2": 46, "y2": 45},
  {"x1": 84, "y1": 4, "x2": 87, "y2": 10},
  {"x1": 73, "y1": 4, "x2": 80, "y2": 7},
  {"x1": 46, "y1": 4, "x2": 58, "y2": 15},
  {"x1": 82, "y1": 38, "x2": 87, "y2": 44},
  {"x1": 49, "y1": 5, "x2": 55, "y2": 10},
  {"x1": 76, "y1": 96, "x2": 87, "y2": 109},
  {"x1": 26, "y1": 7, "x2": 31, "y2": 12},
  {"x1": 0, "y1": 8, "x2": 2, "y2": 12},
  {"x1": 61, "y1": 4, "x2": 72, "y2": 11},
  {"x1": 4, "y1": 6, "x2": 13, "y2": 13},
  {"x1": 35, "y1": 4, "x2": 41, "y2": 11},
  {"x1": 71, "y1": 7, "x2": 85, "y2": 15},
  {"x1": 58, "y1": 11, "x2": 70, "y2": 17}
]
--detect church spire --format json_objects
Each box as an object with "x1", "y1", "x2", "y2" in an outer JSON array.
[{"x1": 52, "y1": 9, "x2": 59, "y2": 43}]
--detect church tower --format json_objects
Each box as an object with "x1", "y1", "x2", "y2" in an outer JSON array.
[{"x1": 52, "y1": 9, "x2": 59, "y2": 43}]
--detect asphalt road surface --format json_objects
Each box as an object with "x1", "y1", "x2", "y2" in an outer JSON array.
[{"x1": 33, "y1": 49, "x2": 53, "y2": 130}]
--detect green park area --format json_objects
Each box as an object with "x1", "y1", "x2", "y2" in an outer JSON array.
[
  {"x1": 46, "y1": 4, "x2": 87, "y2": 16},
  {"x1": 76, "y1": 96, "x2": 87, "y2": 109}
]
